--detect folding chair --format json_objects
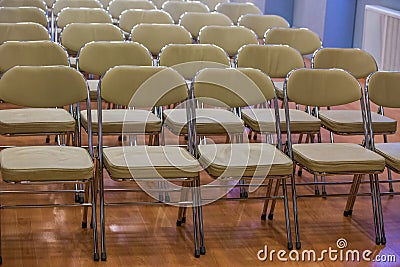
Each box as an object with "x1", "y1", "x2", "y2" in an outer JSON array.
[
  {"x1": 0, "y1": 0, "x2": 46, "y2": 11},
  {"x1": 152, "y1": 0, "x2": 183, "y2": 9},
  {"x1": 179, "y1": 12, "x2": 233, "y2": 41},
  {"x1": 161, "y1": 0, "x2": 209, "y2": 24},
  {"x1": 215, "y1": 2, "x2": 261, "y2": 24},
  {"x1": 107, "y1": 0, "x2": 156, "y2": 23},
  {"x1": 283, "y1": 68, "x2": 386, "y2": 248},
  {"x1": 238, "y1": 14, "x2": 289, "y2": 41},
  {"x1": 0, "y1": 22, "x2": 50, "y2": 44},
  {"x1": 345, "y1": 71, "x2": 400, "y2": 216},
  {"x1": 96, "y1": 66, "x2": 203, "y2": 260},
  {"x1": 0, "y1": 65, "x2": 98, "y2": 263},
  {"x1": 0, "y1": 7, "x2": 48, "y2": 27},
  {"x1": 186, "y1": 67, "x2": 294, "y2": 249},
  {"x1": 198, "y1": 0, "x2": 227, "y2": 11}
]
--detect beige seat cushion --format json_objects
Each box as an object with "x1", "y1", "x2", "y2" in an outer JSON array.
[
  {"x1": 241, "y1": 108, "x2": 320, "y2": 133},
  {"x1": 103, "y1": 146, "x2": 201, "y2": 179},
  {"x1": 163, "y1": 108, "x2": 244, "y2": 135},
  {"x1": 319, "y1": 110, "x2": 397, "y2": 134},
  {"x1": 375, "y1": 143, "x2": 400, "y2": 173},
  {"x1": 0, "y1": 146, "x2": 94, "y2": 182},
  {"x1": 81, "y1": 109, "x2": 162, "y2": 134},
  {"x1": 293, "y1": 143, "x2": 385, "y2": 174},
  {"x1": 0, "y1": 108, "x2": 75, "y2": 134},
  {"x1": 198, "y1": 143, "x2": 293, "y2": 177}
]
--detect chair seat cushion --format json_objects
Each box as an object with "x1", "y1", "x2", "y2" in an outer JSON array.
[
  {"x1": 319, "y1": 110, "x2": 397, "y2": 134},
  {"x1": 198, "y1": 143, "x2": 293, "y2": 177},
  {"x1": 375, "y1": 143, "x2": 400, "y2": 173},
  {"x1": 0, "y1": 108, "x2": 75, "y2": 134},
  {"x1": 241, "y1": 108, "x2": 320, "y2": 133},
  {"x1": 81, "y1": 109, "x2": 162, "y2": 134},
  {"x1": 103, "y1": 146, "x2": 201, "y2": 179},
  {"x1": 0, "y1": 146, "x2": 94, "y2": 182},
  {"x1": 293, "y1": 143, "x2": 385, "y2": 174},
  {"x1": 163, "y1": 108, "x2": 244, "y2": 135}
]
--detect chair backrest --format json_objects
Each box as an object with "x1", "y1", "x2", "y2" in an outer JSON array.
[
  {"x1": 236, "y1": 44, "x2": 304, "y2": 78},
  {"x1": 198, "y1": 0, "x2": 227, "y2": 11},
  {"x1": 130, "y1": 24, "x2": 192, "y2": 56},
  {"x1": 0, "y1": 40, "x2": 68, "y2": 73},
  {"x1": 285, "y1": 68, "x2": 361, "y2": 107},
  {"x1": 100, "y1": 66, "x2": 188, "y2": 107},
  {"x1": 60, "y1": 23, "x2": 124, "y2": 54},
  {"x1": 238, "y1": 14, "x2": 289, "y2": 39},
  {"x1": 366, "y1": 71, "x2": 400, "y2": 109},
  {"x1": 264, "y1": 27, "x2": 322, "y2": 56},
  {"x1": 179, "y1": 12, "x2": 232, "y2": 40},
  {"x1": 193, "y1": 67, "x2": 275, "y2": 108},
  {"x1": 98, "y1": 0, "x2": 111, "y2": 9},
  {"x1": 312, "y1": 48, "x2": 378, "y2": 79},
  {"x1": 119, "y1": 9, "x2": 173, "y2": 33},
  {"x1": 0, "y1": 0, "x2": 47, "y2": 11},
  {"x1": 158, "y1": 43, "x2": 230, "y2": 80},
  {"x1": 107, "y1": 0, "x2": 155, "y2": 19},
  {"x1": 0, "y1": 7, "x2": 48, "y2": 27},
  {"x1": 0, "y1": 65, "x2": 87, "y2": 107},
  {"x1": 78, "y1": 41, "x2": 152, "y2": 76},
  {"x1": 161, "y1": 1, "x2": 209, "y2": 24},
  {"x1": 152, "y1": 0, "x2": 183, "y2": 9},
  {"x1": 57, "y1": 7, "x2": 112, "y2": 28},
  {"x1": 215, "y1": 2, "x2": 261, "y2": 24},
  {"x1": 44, "y1": 0, "x2": 55, "y2": 8},
  {"x1": 53, "y1": 0, "x2": 103, "y2": 15},
  {"x1": 0, "y1": 22, "x2": 50, "y2": 44},
  {"x1": 198, "y1": 25, "x2": 257, "y2": 57}
]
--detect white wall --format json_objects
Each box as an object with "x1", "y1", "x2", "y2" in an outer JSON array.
[{"x1": 292, "y1": 0, "x2": 327, "y2": 41}]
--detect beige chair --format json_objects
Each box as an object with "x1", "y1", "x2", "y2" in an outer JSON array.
[
  {"x1": 198, "y1": 25, "x2": 257, "y2": 58},
  {"x1": 0, "y1": 0, "x2": 47, "y2": 11},
  {"x1": 60, "y1": 23, "x2": 124, "y2": 66},
  {"x1": 186, "y1": 67, "x2": 294, "y2": 249},
  {"x1": 0, "y1": 22, "x2": 50, "y2": 44},
  {"x1": 107, "y1": 0, "x2": 156, "y2": 23},
  {"x1": 283, "y1": 68, "x2": 386, "y2": 248},
  {"x1": 119, "y1": 9, "x2": 173, "y2": 36},
  {"x1": 96, "y1": 66, "x2": 203, "y2": 260},
  {"x1": 0, "y1": 65, "x2": 98, "y2": 263},
  {"x1": 198, "y1": 0, "x2": 227, "y2": 11},
  {"x1": 179, "y1": 12, "x2": 233, "y2": 41},
  {"x1": 238, "y1": 14, "x2": 289, "y2": 40},
  {"x1": 161, "y1": 1, "x2": 209, "y2": 24},
  {"x1": 130, "y1": 23, "x2": 192, "y2": 58},
  {"x1": 152, "y1": 0, "x2": 183, "y2": 9},
  {"x1": 215, "y1": 2, "x2": 261, "y2": 24},
  {"x1": 264, "y1": 27, "x2": 322, "y2": 56},
  {"x1": 0, "y1": 7, "x2": 48, "y2": 27}
]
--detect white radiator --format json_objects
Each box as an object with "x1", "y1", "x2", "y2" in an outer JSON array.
[{"x1": 362, "y1": 5, "x2": 400, "y2": 71}]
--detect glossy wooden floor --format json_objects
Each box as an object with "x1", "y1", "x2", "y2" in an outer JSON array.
[{"x1": 0, "y1": 105, "x2": 399, "y2": 267}]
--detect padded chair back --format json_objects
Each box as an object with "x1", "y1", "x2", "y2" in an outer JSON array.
[
  {"x1": 152, "y1": 0, "x2": 182, "y2": 9},
  {"x1": 78, "y1": 41, "x2": 152, "y2": 76},
  {"x1": 238, "y1": 14, "x2": 289, "y2": 39},
  {"x1": 179, "y1": 12, "x2": 233, "y2": 40},
  {"x1": 193, "y1": 67, "x2": 275, "y2": 107},
  {"x1": 130, "y1": 24, "x2": 192, "y2": 56},
  {"x1": 312, "y1": 48, "x2": 378, "y2": 79},
  {"x1": 60, "y1": 23, "x2": 124, "y2": 54},
  {"x1": 215, "y1": 2, "x2": 261, "y2": 24},
  {"x1": 53, "y1": 0, "x2": 102, "y2": 15},
  {"x1": 98, "y1": 0, "x2": 111, "y2": 9},
  {"x1": 0, "y1": 22, "x2": 50, "y2": 44},
  {"x1": 264, "y1": 27, "x2": 321, "y2": 56},
  {"x1": 0, "y1": 0, "x2": 46, "y2": 11},
  {"x1": 236, "y1": 44, "x2": 304, "y2": 78},
  {"x1": 0, "y1": 65, "x2": 87, "y2": 107},
  {"x1": 285, "y1": 68, "x2": 361, "y2": 107},
  {"x1": 57, "y1": 7, "x2": 112, "y2": 28},
  {"x1": 100, "y1": 66, "x2": 188, "y2": 107},
  {"x1": 0, "y1": 7, "x2": 48, "y2": 27},
  {"x1": 161, "y1": 1, "x2": 209, "y2": 24},
  {"x1": 198, "y1": 0, "x2": 227, "y2": 11},
  {"x1": 0, "y1": 40, "x2": 68, "y2": 73},
  {"x1": 367, "y1": 71, "x2": 400, "y2": 108},
  {"x1": 107, "y1": 0, "x2": 155, "y2": 19},
  {"x1": 158, "y1": 44, "x2": 230, "y2": 80},
  {"x1": 119, "y1": 9, "x2": 173, "y2": 33},
  {"x1": 198, "y1": 25, "x2": 257, "y2": 57}
]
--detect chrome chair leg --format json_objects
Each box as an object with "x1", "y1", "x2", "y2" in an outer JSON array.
[
  {"x1": 261, "y1": 179, "x2": 273, "y2": 220},
  {"x1": 282, "y1": 179, "x2": 293, "y2": 250},
  {"x1": 368, "y1": 174, "x2": 381, "y2": 245}
]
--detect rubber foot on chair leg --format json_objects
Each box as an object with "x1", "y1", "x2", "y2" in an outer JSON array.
[
  {"x1": 297, "y1": 170, "x2": 302, "y2": 176},
  {"x1": 261, "y1": 214, "x2": 266, "y2": 221},
  {"x1": 195, "y1": 249, "x2": 200, "y2": 258},
  {"x1": 381, "y1": 236, "x2": 386, "y2": 245},
  {"x1": 75, "y1": 195, "x2": 80, "y2": 203},
  {"x1": 176, "y1": 220, "x2": 182, "y2": 226},
  {"x1": 118, "y1": 135, "x2": 122, "y2": 141},
  {"x1": 288, "y1": 242, "x2": 293, "y2": 250},
  {"x1": 389, "y1": 188, "x2": 394, "y2": 193},
  {"x1": 82, "y1": 222, "x2": 87, "y2": 229},
  {"x1": 375, "y1": 237, "x2": 381, "y2": 245},
  {"x1": 322, "y1": 191, "x2": 327, "y2": 198},
  {"x1": 79, "y1": 196, "x2": 84, "y2": 204},
  {"x1": 94, "y1": 253, "x2": 99, "y2": 261},
  {"x1": 343, "y1": 210, "x2": 352, "y2": 217},
  {"x1": 46, "y1": 137, "x2": 50, "y2": 143},
  {"x1": 101, "y1": 252, "x2": 107, "y2": 261},
  {"x1": 253, "y1": 135, "x2": 257, "y2": 140},
  {"x1": 296, "y1": 242, "x2": 301, "y2": 250},
  {"x1": 268, "y1": 214, "x2": 274, "y2": 220},
  {"x1": 200, "y1": 247, "x2": 206, "y2": 255},
  {"x1": 315, "y1": 189, "x2": 320, "y2": 196},
  {"x1": 181, "y1": 217, "x2": 186, "y2": 223}
]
